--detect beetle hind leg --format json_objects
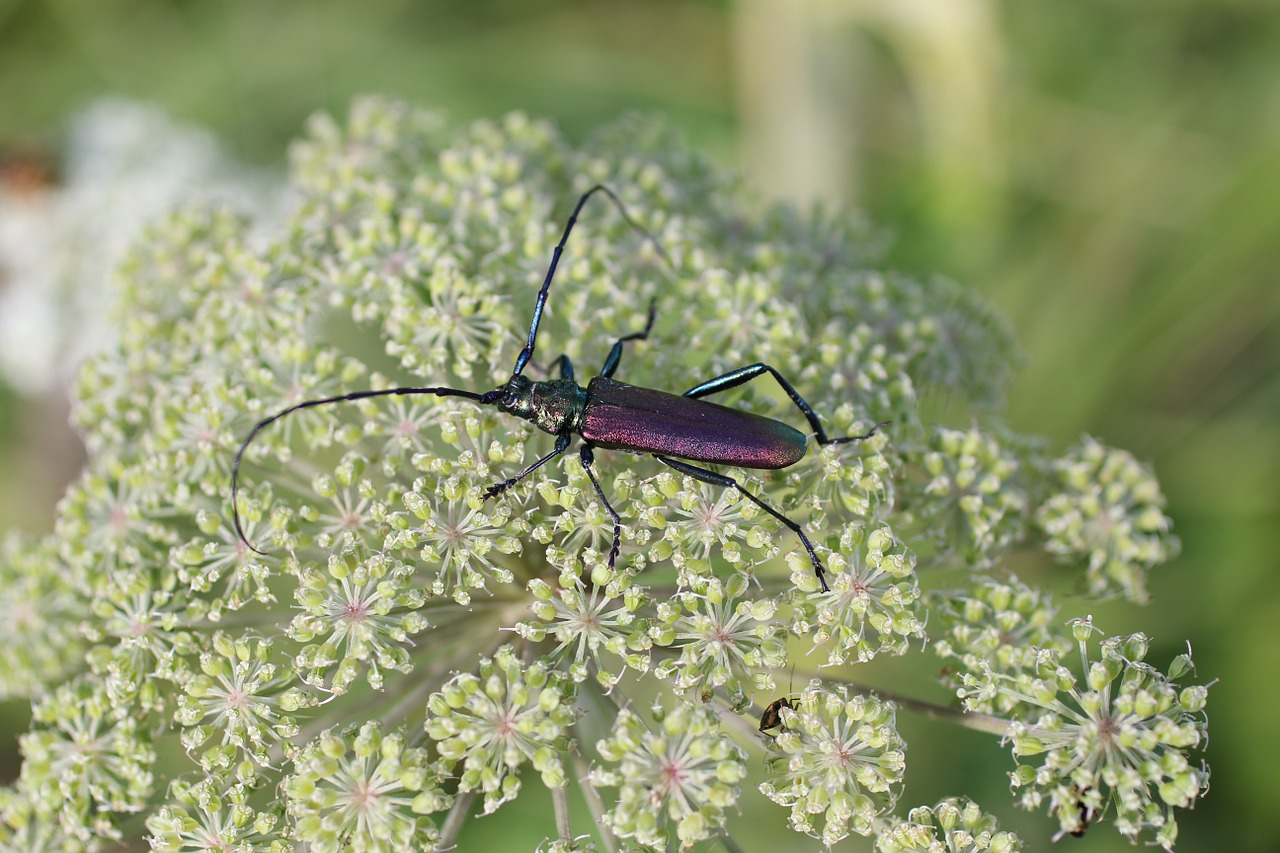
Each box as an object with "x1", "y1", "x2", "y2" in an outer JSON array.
[
  {"x1": 682, "y1": 362, "x2": 888, "y2": 446},
  {"x1": 654, "y1": 455, "x2": 830, "y2": 593}
]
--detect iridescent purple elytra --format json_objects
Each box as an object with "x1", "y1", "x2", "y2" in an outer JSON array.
[{"x1": 581, "y1": 377, "x2": 806, "y2": 469}]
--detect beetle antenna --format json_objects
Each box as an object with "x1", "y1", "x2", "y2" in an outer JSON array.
[
  {"x1": 512, "y1": 184, "x2": 674, "y2": 377},
  {"x1": 231, "y1": 385, "x2": 495, "y2": 555}
]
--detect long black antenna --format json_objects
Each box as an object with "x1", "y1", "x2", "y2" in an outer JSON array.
[
  {"x1": 511, "y1": 184, "x2": 673, "y2": 377},
  {"x1": 233, "y1": 184, "x2": 673, "y2": 555},
  {"x1": 231, "y1": 385, "x2": 495, "y2": 554}
]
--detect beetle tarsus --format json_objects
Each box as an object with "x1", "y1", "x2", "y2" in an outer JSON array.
[
  {"x1": 483, "y1": 480, "x2": 515, "y2": 500},
  {"x1": 811, "y1": 557, "x2": 830, "y2": 593},
  {"x1": 825, "y1": 420, "x2": 892, "y2": 445}
]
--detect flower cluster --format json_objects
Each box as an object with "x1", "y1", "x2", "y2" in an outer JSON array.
[
  {"x1": 791, "y1": 522, "x2": 925, "y2": 665},
  {"x1": 591, "y1": 701, "x2": 747, "y2": 848},
  {"x1": 914, "y1": 426, "x2": 1029, "y2": 568},
  {"x1": 284, "y1": 721, "x2": 451, "y2": 851},
  {"x1": 651, "y1": 572, "x2": 788, "y2": 709},
  {"x1": 425, "y1": 646, "x2": 576, "y2": 813},
  {"x1": 0, "y1": 533, "x2": 84, "y2": 698},
  {"x1": 0, "y1": 97, "x2": 1206, "y2": 851},
  {"x1": 875, "y1": 797, "x2": 1023, "y2": 852},
  {"x1": 1037, "y1": 436, "x2": 1179, "y2": 602},
  {"x1": 931, "y1": 576, "x2": 1072, "y2": 715},
  {"x1": 964, "y1": 620, "x2": 1208, "y2": 848},
  {"x1": 759, "y1": 681, "x2": 906, "y2": 846}
]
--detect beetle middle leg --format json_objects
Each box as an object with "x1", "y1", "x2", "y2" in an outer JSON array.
[
  {"x1": 599, "y1": 299, "x2": 657, "y2": 379},
  {"x1": 683, "y1": 362, "x2": 887, "y2": 445},
  {"x1": 579, "y1": 444, "x2": 622, "y2": 568},
  {"x1": 654, "y1": 455, "x2": 832, "y2": 592},
  {"x1": 547, "y1": 354, "x2": 575, "y2": 381}
]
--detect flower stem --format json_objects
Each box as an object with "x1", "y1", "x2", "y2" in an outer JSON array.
[
  {"x1": 552, "y1": 785, "x2": 572, "y2": 843},
  {"x1": 817, "y1": 674, "x2": 1014, "y2": 738},
  {"x1": 574, "y1": 753, "x2": 619, "y2": 853},
  {"x1": 435, "y1": 789, "x2": 474, "y2": 852}
]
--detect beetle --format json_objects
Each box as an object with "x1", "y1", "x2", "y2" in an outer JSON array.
[
  {"x1": 231, "y1": 184, "x2": 887, "y2": 592},
  {"x1": 1066, "y1": 786, "x2": 1096, "y2": 839},
  {"x1": 759, "y1": 666, "x2": 798, "y2": 733},
  {"x1": 758, "y1": 695, "x2": 796, "y2": 733}
]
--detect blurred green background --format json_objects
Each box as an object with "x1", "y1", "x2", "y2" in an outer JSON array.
[{"x1": 1, "y1": 0, "x2": 1276, "y2": 849}]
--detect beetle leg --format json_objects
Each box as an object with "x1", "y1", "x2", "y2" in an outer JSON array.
[
  {"x1": 579, "y1": 444, "x2": 622, "y2": 569},
  {"x1": 548, "y1": 354, "x2": 575, "y2": 381},
  {"x1": 682, "y1": 362, "x2": 887, "y2": 446},
  {"x1": 483, "y1": 433, "x2": 572, "y2": 500},
  {"x1": 654, "y1": 455, "x2": 831, "y2": 593},
  {"x1": 513, "y1": 186, "x2": 672, "y2": 378},
  {"x1": 599, "y1": 298, "x2": 657, "y2": 379}
]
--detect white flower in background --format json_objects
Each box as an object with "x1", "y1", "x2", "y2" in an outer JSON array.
[{"x1": 0, "y1": 99, "x2": 285, "y2": 393}]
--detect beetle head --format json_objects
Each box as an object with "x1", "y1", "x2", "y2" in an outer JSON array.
[{"x1": 494, "y1": 374, "x2": 536, "y2": 420}]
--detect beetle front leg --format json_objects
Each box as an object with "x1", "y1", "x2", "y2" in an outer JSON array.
[
  {"x1": 654, "y1": 455, "x2": 831, "y2": 593},
  {"x1": 483, "y1": 433, "x2": 572, "y2": 500},
  {"x1": 682, "y1": 362, "x2": 888, "y2": 445},
  {"x1": 578, "y1": 444, "x2": 623, "y2": 569}
]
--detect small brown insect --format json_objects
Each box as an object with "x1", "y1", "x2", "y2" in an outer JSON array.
[
  {"x1": 1066, "y1": 786, "x2": 1095, "y2": 838},
  {"x1": 758, "y1": 696, "x2": 796, "y2": 733}
]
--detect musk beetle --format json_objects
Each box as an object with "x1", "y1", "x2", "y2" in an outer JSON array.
[{"x1": 231, "y1": 185, "x2": 887, "y2": 591}]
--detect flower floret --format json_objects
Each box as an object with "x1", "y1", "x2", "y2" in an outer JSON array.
[
  {"x1": 590, "y1": 701, "x2": 746, "y2": 849},
  {"x1": 875, "y1": 797, "x2": 1023, "y2": 852},
  {"x1": 425, "y1": 645, "x2": 577, "y2": 813},
  {"x1": 760, "y1": 681, "x2": 905, "y2": 846},
  {"x1": 284, "y1": 721, "x2": 450, "y2": 852}
]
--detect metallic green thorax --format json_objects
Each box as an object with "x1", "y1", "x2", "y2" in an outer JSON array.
[{"x1": 497, "y1": 375, "x2": 588, "y2": 435}]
